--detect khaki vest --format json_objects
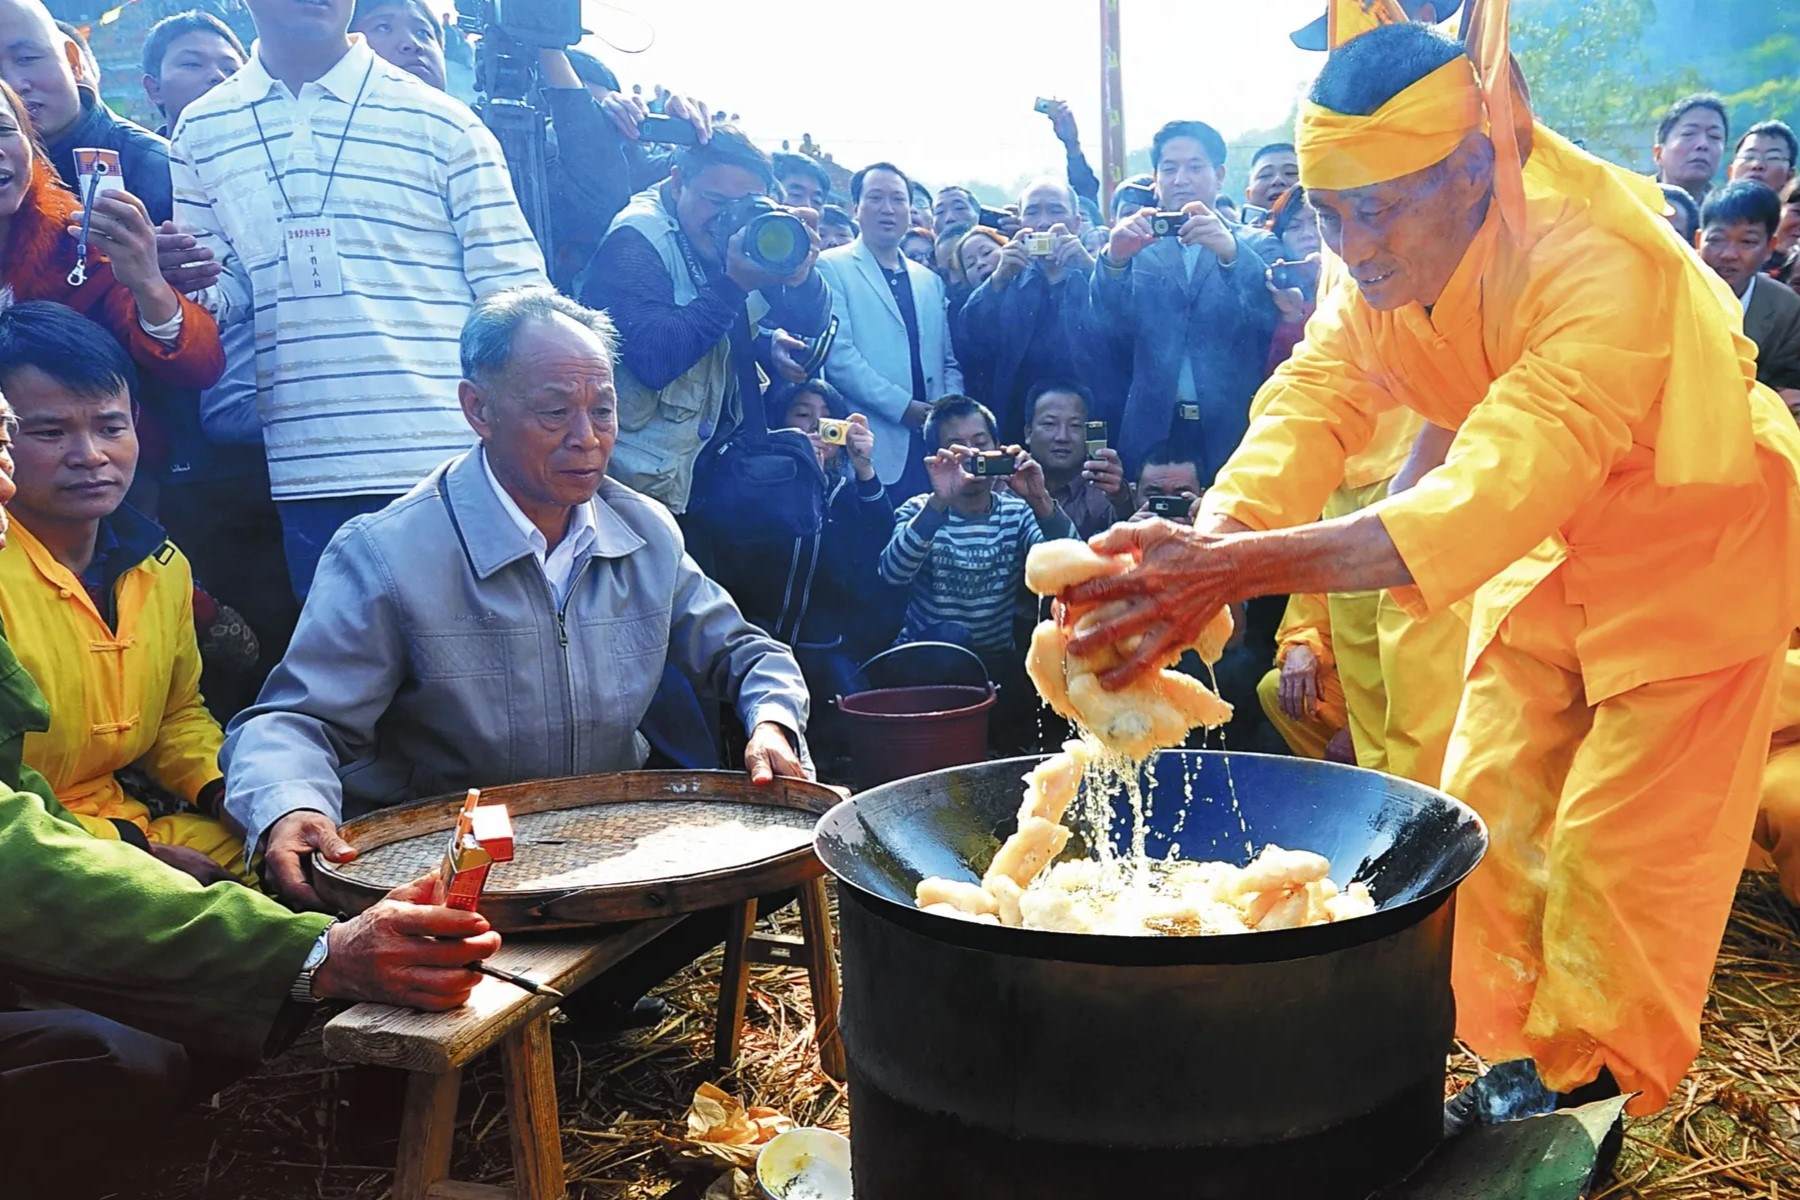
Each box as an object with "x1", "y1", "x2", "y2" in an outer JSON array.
[{"x1": 605, "y1": 185, "x2": 770, "y2": 512}]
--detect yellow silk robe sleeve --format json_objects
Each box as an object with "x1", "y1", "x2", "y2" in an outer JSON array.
[
  {"x1": 1202, "y1": 273, "x2": 1399, "y2": 532},
  {"x1": 1369, "y1": 243, "x2": 1667, "y2": 614}
]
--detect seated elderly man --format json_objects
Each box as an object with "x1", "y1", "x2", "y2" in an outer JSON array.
[{"x1": 224, "y1": 286, "x2": 811, "y2": 912}]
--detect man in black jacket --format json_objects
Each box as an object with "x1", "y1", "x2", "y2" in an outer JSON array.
[{"x1": 0, "y1": 0, "x2": 175, "y2": 223}]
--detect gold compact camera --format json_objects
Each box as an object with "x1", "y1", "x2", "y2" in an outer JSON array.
[
  {"x1": 819, "y1": 418, "x2": 850, "y2": 446},
  {"x1": 1085, "y1": 421, "x2": 1107, "y2": 457},
  {"x1": 1025, "y1": 231, "x2": 1056, "y2": 257}
]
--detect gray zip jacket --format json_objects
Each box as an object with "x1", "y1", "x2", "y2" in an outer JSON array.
[{"x1": 222, "y1": 449, "x2": 810, "y2": 856}]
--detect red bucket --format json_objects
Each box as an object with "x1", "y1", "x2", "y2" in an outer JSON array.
[{"x1": 836, "y1": 684, "x2": 996, "y2": 790}]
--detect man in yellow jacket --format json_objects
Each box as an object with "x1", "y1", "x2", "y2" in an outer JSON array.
[
  {"x1": 1067, "y1": 21, "x2": 1800, "y2": 1118},
  {"x1": 1256, "y1": 407, "x2": 1468, "y2": 783},
  {"x1": 0, "y1": 302, "x2": 245, "y2": 884}
]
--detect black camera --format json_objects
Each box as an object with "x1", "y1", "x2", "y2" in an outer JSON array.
[
  {"x1": 978, "y1": 205, "x2": 1012, "y2": 229},
  {"x1": 1269, "y1": 258, "x2": 1321, "y2": 294},
  {"x1": 1150, "y1": 211, "x2": 1187, "y2": 237},
  {"x1": 969, "y1": 450, "x2": 1019, "y2": 477},
  {"x1": 720, "y1": 196, "x2": 811, "y2": 276},
  {"x1": 456, "y1": 0, "x2": 584, "y2": 48},
  {"x1": 1148, "y1": 494, "x2": 1194, "y2": 519},
  {"x1": 639, "y1": 114, "x2": 701, "y2": 146}
]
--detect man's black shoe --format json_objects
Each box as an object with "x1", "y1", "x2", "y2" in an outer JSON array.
[{"x1": 1442, "y1": 1058, "x2": 1558, "y2": 1138}]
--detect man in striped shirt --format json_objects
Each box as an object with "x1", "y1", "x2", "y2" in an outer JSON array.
[
  {"x1": 880, "y1": 396, "x2": 1075, "y2": 748},
  {"x1": 169, "y1": 0, "x2": 547, "y2": 598}
]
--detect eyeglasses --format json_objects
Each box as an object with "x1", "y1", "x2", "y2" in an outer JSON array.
[
  {"x1": 0, "y1": 415, "x2": 16, "y2": 442},
  {"x1": 1735, "y1": 151, "x2": 1793, "y2": 168}
]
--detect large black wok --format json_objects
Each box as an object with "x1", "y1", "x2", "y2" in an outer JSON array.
[{"x1": 814, "y1": 750, "x2": 1488, "y2": 1199}]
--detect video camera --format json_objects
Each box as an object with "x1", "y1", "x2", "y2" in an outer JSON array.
[
  {"x1": 456, "y1": 0, "x2": 583, "y2": 98},
  {"x1": 453, "y1": 0, "x2": 586, "y2": 262},
  {"x1": 456, "y1": 0, "x2": 584, "y2": 50}
]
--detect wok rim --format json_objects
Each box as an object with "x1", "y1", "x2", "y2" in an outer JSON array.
[{"x1": 814, "y1": 750, "x2": 1489, "y2": 967}]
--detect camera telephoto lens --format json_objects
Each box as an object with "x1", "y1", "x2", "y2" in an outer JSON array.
[
  {"x1": 745, "y1": 211, "x2": 810, "y2": 275},
  {"x1": 722, "y1": 196, "x2": 811, "y2": 276}
]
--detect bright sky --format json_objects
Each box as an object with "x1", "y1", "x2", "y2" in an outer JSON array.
[{"x1": 578, "y1": 0, "x2": 1333, "y2": 196}]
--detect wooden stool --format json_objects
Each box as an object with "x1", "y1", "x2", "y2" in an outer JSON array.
[
  {"x1": 714, "y1": 874, "x2": 846, "y2": 1081},
  {"x1": 324, "y1": 919, "x2": 678, "y2": 1200}
]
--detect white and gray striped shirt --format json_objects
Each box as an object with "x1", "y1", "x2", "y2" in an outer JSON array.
[{"x1": 170, "y1": 37, "x2": 547, "y2": 501}]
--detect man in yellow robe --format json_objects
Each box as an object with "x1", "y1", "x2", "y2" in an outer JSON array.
[
  {"x1": 1066, "y1": 21, "x2": 1800, "y2": 1117},
  {"x1": 1257, "y1": 589, "x2": 1349, "y2": 761}
]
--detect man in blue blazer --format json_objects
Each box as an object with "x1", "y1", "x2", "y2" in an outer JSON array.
[{"x1": 816, "y1": 162, "x2": 963, "y2": 498}]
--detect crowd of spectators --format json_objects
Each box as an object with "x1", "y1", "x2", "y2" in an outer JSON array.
[{"x1": 0, "y1": 0, "x2": 1796, "y2": 1189}]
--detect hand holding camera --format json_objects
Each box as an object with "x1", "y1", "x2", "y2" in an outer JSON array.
[
  {"x1": 1174, "y1": 199, "x2": 1236, "y2": 263},
  {"x1": 1043, "y1": 222, "x2": 1093, "y2": 280},
  {"x1": 992, "y1": 233, "x2": 1035, "y2": 286},
  {"x1": 724, "y1": 198, "x2": 821, "y2": 292},
  {"x1": 770, "y1": 330, "x2": 811, "y2": 384},
  {"x1": 610, "y1": 92, "x2": 713, "y2": 145},
  {"x1": 1007, "y1": 449, "x2": 1055, "y2": 519},
  {"x1": 843, "y1": 413, "x2": 876, "y2": 481},
  {"x1": 1106, "y1": 206, "x2": 1160, "y2": 266},
  {"x1": 1037, "y1": 97, "x2": 1080, "y2": 147},
  {"x1": 1265, "y1": 255, "x2": 1322, "y2": 322}
]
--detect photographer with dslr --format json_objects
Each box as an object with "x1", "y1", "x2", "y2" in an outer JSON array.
[
  {"x1": 583, "y1": 126, "x2": 829, "y2": 534},
  {"x1": 1086, "y1": 119, "x2": 1282, "y2": 480}
]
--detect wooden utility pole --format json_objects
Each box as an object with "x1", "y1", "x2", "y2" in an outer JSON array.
[{"x1": 1099, "y1": 0, "x2": 1125, "y2": 213}]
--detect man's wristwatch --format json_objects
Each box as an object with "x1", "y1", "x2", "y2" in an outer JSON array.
[{"x1": 289, "y1": 920, "x2": 338, "y2": 1004}]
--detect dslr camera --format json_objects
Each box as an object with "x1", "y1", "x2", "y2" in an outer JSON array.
[
  {"x1": 969, "y1": 450, "x2": 1019, "y2": 477},
  {"x1": 719, "y1": 196, "x2": 812, "y2": 276}
]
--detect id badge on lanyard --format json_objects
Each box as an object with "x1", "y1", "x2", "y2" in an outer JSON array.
[{"x1": 283, "y1": 218, "x2": 344, "y2": 297}]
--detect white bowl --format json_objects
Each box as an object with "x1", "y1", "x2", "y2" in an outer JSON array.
[{"x1": 756, "y1": 1126, "x2": 853, "y2": 1200}]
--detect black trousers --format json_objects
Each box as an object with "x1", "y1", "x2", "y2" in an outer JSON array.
[{"x1": 0, "y1": 1008, "x2": 191, "y2": 1199}]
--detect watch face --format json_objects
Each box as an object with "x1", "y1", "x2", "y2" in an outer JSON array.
[{"x1": 305, "y1": 927, "x2": 332, "y2": 969}]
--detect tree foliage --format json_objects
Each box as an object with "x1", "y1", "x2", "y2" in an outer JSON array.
[{"x1": 1513, "y1": 0, "x2": 1700, "y2": 169}]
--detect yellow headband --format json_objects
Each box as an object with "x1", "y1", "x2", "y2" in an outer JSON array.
[{"x1": 1297, "y1": 57, "x2": 1485, "y2": 191}]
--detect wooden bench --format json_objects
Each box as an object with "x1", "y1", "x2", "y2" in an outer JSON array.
[{"x1": 323, "y1": 877, "x2": 844, "y2": 1200}]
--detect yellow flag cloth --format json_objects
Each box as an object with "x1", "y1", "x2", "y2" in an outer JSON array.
[{"x1": 1327, "y1": 0, "x2": 1407, "y2": 48}]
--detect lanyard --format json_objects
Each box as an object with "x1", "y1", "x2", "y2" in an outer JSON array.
[{"x1": 248, "y1": 55, "x2": 375, "y2": 220}]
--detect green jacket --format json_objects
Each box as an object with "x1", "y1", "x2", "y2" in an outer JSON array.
[{"x1": 0, "y1": 635, "x2": 330, "y2": 1059}]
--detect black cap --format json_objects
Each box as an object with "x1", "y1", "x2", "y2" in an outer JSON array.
[{"x1": 1289, "y1": 0, "x2": 1463, "y2": 51}]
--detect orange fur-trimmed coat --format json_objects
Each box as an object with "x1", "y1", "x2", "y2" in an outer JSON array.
[{"x1": 1, "y1": 156, "x2": 221, "y2": 390}]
